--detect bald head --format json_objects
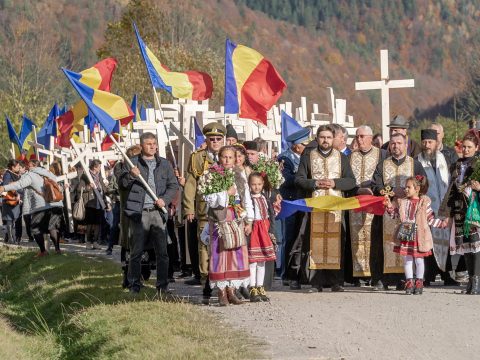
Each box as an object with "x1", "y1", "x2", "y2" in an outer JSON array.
[{"x1": 429, "y1": 123, "x2": 444, "y2": 145}]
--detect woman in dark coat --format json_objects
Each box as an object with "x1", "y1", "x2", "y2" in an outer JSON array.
[
  {"x1": 76, "y1": 159, "x2": 107, "y2": 250},
  {"x1": 2, "y1": 160, "x2": 21, "y2": 243}
]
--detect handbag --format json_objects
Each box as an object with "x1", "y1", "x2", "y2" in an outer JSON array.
[
  {"x1": 4, "y1": 191, "x2": 19, "y2": 206},
  {"x1": 73, "y1": 188, "x2": 85, "y2": 221},
  {"x1": 217, "y1": 219, "x2": 246, "y2": 250},
  {"x1": 397, "y1": 222, "x2": 417, "y2": 242}
]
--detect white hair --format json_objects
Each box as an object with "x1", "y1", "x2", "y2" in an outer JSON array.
[{"x1": 356, "y1": 125, "x2": 373, "y2": 135}]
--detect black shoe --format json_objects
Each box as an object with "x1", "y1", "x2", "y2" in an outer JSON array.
[
  {"x1": 353, "y1": 280, "x2": 361, "y2": 287},
  {"x1": 129, "y1": 287, "x2": 140, "y2": 294},
  {"x1": 315, "y1": 285, "x2": 323, "y2": 292},
  {"x1": 289, "y1": 280, "x2": 301, "y2": 290},
  {"x1": 184, "y1": 277, "x2": 201, "y2": 285},
  {"x1": 239, "y1": 286, "x2": 250, "y2": 300},
  {"x1": 331, "y1": 284, "x2": 344, "y2": 292},
  {"x1": 203, "y1": 287, "x2": 212, "y2": 298},
  {"x1": 105, "y1": 249, "x2": 112, "y2": 256},
  {"x1": 423, "y1": 280, "x2": 431, "y2": 287},
  {"x1": 462, "y1": 278, "x2": 473, "y2": 294},
  {"x1": 178, "y1": 271, "x2": 192, "y2": 278},
  {"x1": 396, "y1": 280, "x2": 405, "y2": 291},
  {"x1": 15, "y1": 237, "x2": 21, "y2": 244},
  {"x1": 443, "y1": 277, "x2": 461, "y2": 286},
  {"x1": 282, "y1": 279, "x2": 290, "y2": 286}
]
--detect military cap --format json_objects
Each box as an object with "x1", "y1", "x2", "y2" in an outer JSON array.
[
  {"x1": 286, "y1": 128, "x2": 311, "y2": 145},
  {"x1": 202, "y1": 122, "x2": 226, "y2": 137},
  {"x1": 387, "y1": 115, "x2": 409, "y2": 129}
]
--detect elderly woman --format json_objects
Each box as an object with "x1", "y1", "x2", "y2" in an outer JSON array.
[
  {"x1": 203, "y1": 145, "x2": 254, "y2": 306},
  {"x1": 441, "y1": 133, "x2": 480, "y2": 294}
]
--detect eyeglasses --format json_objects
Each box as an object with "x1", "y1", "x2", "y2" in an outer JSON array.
[{"x1": 208, "y1": 137, "x2": 223, "y2": 142}]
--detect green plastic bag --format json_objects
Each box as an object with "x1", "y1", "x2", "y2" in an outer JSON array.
[{"x1": 464, "y1": 192, "x2": 480, "y2": 236}]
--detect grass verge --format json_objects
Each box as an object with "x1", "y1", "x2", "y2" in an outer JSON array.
[{"x1": 0, "y1": 246, "x2": 262, "y2": 359}]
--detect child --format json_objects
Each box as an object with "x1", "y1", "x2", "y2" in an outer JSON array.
[
  {"x1": 386, "y1": 175, "x2": 445, "y2": 295},
  {"x1": 247, "y1": 172, "x2": 277, "y2": 302}
]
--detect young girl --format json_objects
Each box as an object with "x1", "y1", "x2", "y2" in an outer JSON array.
[
  {"x1": 248, "y1": 172, "x2": 277, "y2": 302},
  {"x1": 386, "y1": 175, "x2": 444, "y2": 295}
]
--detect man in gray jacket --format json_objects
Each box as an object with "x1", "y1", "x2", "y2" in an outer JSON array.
[{"x1": 0, "y1": 160, "x2": 64, "y2": 256}]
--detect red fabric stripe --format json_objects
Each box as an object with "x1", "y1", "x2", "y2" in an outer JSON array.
[
  {"x1": 56, "y1": 111, "x2": 74, "y2": 147},
  {"x1": 92, "y1": 58, "x2": 117, "y2": 92},
  {"x1": 101, "y1": 132, "x2": 119, "y2": 151},
  {"x1": 239, "y1": 58, "x2": 286, "y2": 124},
  {"x1": 186, "y1": 71, "x2": 214, "y2": 100},
  {"x1": 119, "y1": 103, "x2": 135, "y2": 126},
  {"x1": 354, "y1": 195, "x2": 386, "y2": 215}
]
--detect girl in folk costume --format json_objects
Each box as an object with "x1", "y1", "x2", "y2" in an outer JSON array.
[
  {"x1": 202, "y1": 146, "x2": 254, "y2": 306},
  {"x1": 386, "y1": 175, "x2": 445, "y2": 295},
  {"x1": 248, "y1": 172, "x2": 277, "y2": 302}
]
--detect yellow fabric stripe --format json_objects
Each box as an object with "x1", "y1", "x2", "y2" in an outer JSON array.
[
  {"x1": 79, "y1": 67, "x2": 102, "y2": 89},
  {"x1": 91, "y1": 89, "x2": 131, "y2": 120},
  {"x1": 145, "y1": 46, "x2": 193, "y2": 99},
  {"x1": 232, "y1": 45, "x2": 264, "y2": 110},
  {"x1": 305, "y1": 196, "x2": 361, "y2": 211}
]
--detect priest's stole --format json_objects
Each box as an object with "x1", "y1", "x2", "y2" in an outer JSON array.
[
  {"x1": 309, "y1": 149, "x2": 342, "y2": 270},
  {"x1": 349, "y1": 211, "x2": 373, "y2": 276}
]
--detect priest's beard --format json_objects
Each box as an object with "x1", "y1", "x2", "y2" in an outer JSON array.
[{"x1": 422, "y1": 150, "x2": 436, "y2": 162}]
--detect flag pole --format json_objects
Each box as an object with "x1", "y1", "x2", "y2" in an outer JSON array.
[
  {"x1": 152, "y1": 86, "x2": 178, "y2": 169},
  {"x1": 108, "y1": 133, "x2": 167, "y2": 214}
]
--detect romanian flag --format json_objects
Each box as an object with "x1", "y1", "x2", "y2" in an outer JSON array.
[
  {"x1": 281, "y1": 111, "x2": 303, "y2": 152},
  {"x1": 37, "y1": 103, "x2": 59, "y2": 148},
  {"x1": 56, "y1": 58, "x2": 121, "y2": 147},
  {"x1": 194, "y1": 117, "x2": 205, "y2": 149},
  {"x1": 5, "y1": 115, "x2": 22, "y2": 158},
  {"x1": 63, "y1": 68, "x2": 127, "y2": 136},
  {"x1": 133, "y1": 23, "x2": 213, "y2": 100},
  {"x1": 101, "y1": 120, "x2": 120, "y2": 151},
  {"x1": 276, "y1": 195, "x2": 386, "y2": 220},
  {"x1": 224, "y1": 39, "x2": 287, "y2": 124},
  {"x1": 19, "y1": 115, "x2": 36, "y2": 151}
]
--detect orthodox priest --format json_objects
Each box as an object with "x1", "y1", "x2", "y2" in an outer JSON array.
[
  {"x1": 416, "y1": 129, "x2": 459, "y2": 286},
  {"x1": 291, "y1": 125, "x2": 355, "y2": 292},
  {"x1": 346, "y1": 125, "x2": 386, "y2": 285},
  {"x1": 371, "y1": 132, "x2": 426, "y2": 290}
]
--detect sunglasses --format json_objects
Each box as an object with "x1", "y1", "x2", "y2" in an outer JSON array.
[{"x1": 208, "y1": 137, "x2": 223, "y2": 142}]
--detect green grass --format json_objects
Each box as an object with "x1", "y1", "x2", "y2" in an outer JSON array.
[{"x1": 0, "y1": 247, "x2": 262, "y2": 359}]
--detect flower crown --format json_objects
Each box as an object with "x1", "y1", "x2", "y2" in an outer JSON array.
[{"x1": 415, "y1": 175, "x2": 424, "y2": 182}]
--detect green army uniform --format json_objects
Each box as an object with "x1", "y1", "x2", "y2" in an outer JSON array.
[{"x1": 182, "y1": 122, "x2": 226, "y2": 280}]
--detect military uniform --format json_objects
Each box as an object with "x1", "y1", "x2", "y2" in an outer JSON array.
[{"x1": 182, "y1": 122, "x2": 226, "y2": 280}]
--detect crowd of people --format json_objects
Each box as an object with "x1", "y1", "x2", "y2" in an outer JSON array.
[{"x1": 1, "y1": 115, "x2": 480, "y2": 302}]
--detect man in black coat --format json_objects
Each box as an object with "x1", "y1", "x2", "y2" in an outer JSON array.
[{"x1": 119, "y1": 132, "x2": 179, "y2": 295}]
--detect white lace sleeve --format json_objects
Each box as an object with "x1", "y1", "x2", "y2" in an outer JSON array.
[
  {"x1": 243, "y1": 186, "x2": 254, "y2": 221},
  {"x1": 204, "y1": 191, "x2": 229, "y2": 208}
]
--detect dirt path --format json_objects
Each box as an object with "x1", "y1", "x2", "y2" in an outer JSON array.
[{"x1": 7, "y1": 241, "x2": 479, "y2": 359}]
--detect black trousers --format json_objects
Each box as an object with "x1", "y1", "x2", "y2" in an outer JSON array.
[
  {"x1": 187, "y1": 220, "x2": 200, "y2": 279},
  {"x1": 464, "y1": 252, "x2": 480, "y2": 276},
  {"x1": 128, "y1": 210, "x2": 169, "y2": 291},
  {"x1": 166, "y1": 218, "x2": 180, "y2": 278}
]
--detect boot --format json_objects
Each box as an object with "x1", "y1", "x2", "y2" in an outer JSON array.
[
  {"x1": 257, "y1": 286, "x2": 270, "y2": 302},
  {"x1": 413, "y1": 279, "x2": 424, "y2": 295},
  {"x1": 470, "y1": 276, "x2": 480, "y2": 295},
  {"x1": 226, "y1": 286, "x2": 243, "y2": 305},
  {"x1": 404, "y1": 279, "x2": 414, "y2": 295},
  {"x1": 238, "y1": 286, "x2": 250, "y2": 300},
  {"x1": 217, "y1": 288, "x2": 228, "y2": 306},
  {"x1": 249, "y1": 287, "x2": 261, "y2": 302}
]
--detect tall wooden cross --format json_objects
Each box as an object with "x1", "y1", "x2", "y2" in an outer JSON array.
[{"x1": 355, "y1": 49, "x2": 414, "y2": 142}]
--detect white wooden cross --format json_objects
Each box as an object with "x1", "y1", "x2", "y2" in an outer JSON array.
[{"x1": 355, "y1": 49, "x2": 415, "y2": 142}]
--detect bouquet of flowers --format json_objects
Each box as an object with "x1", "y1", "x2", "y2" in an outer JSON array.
[
  {"x1": 469, "y1": 156, "x2": 480, "y2": 182},
  {"x1": 252, "y1": 157, "x2": 285, "y2": 189},
  {"x1": 198, "y1": 164, "x2": 235, "y2": 196}
]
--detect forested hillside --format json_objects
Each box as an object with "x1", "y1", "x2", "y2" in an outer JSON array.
[{"x1": 1, "y1": 0, "x2": 479, "y2": 143}]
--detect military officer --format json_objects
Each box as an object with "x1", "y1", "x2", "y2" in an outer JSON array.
[{"x1": 182, "y1": 122, "x2": 226, "y2": 295}]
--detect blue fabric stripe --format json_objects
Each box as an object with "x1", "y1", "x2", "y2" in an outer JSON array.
[
  {"x1": 276, "y1": 199, "x2": 312, "y2": 219},
  {"x1": 133, "y1": 23, "x2": 172, "y2": 94},
  {"x1": 5, "y1": 115, "x2": 22, "y2": 152},
  {"x1": 63, "y1": 68, "x2": 116, "y2": 135},
  {"x1": 281, "y1": 111, "x2": 304, "y2": 152},
  {"x1": 224, "y1": 38, "x2": 239, "y2": 114}
]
